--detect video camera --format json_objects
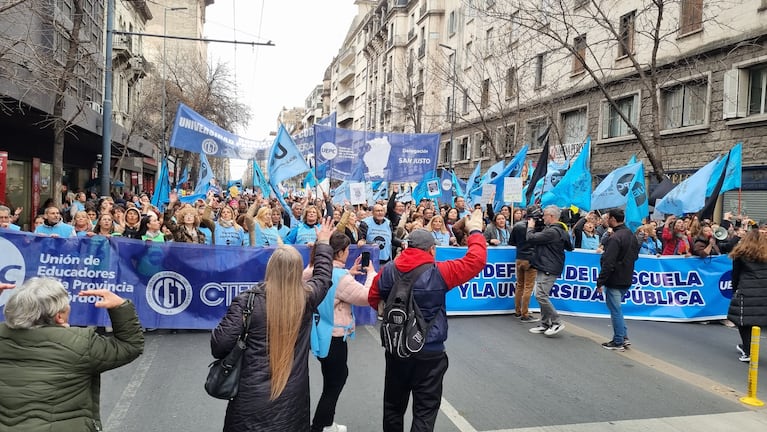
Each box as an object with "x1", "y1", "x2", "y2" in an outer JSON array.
[{"x1": 527, "y1": 205, "x2": 545, "y2": 231}]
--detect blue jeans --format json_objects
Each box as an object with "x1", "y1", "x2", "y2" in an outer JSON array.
[{"x1": 604, "y1": 287, "x2": 629, "y2": 344}]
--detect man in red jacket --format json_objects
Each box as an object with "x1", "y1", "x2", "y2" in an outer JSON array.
[{"x1": 368, "y1": 209, "x2": 487, "y2": 432}]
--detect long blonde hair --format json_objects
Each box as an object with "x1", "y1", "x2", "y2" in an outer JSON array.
[{"x1": 264, "y1": 245, "x2": 309, "y2": 400}]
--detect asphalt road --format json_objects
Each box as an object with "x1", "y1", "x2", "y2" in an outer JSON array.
[{"x1": 99, "y1": 314, "x2": 767, "y2": 431}]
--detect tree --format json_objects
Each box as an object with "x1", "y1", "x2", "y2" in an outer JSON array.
[
  {"x1": 131, "y1": 55, "x2": 250, "y2": 187},
  {"x1": 470, "y1": 0, "x2": 729, "y2": 181}
]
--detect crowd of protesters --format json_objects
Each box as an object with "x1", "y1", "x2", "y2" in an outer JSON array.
[{"x1": 1, "y1": 183, "x2": 759, "y2": 260}]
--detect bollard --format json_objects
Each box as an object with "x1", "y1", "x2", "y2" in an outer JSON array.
[{"x1": 739, "y1": 326, "x2": 764, "y2": 407}]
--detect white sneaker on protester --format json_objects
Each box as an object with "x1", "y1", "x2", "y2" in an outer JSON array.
[
  {"x1": 544, "y1": 323, "x2": 565, "y2": 337},
  {"x1": 322, "y1": 422, "x2": 347, "y2": 432},
  {"x1": 529, "y1": 325, "x2": 547, "y2": 334}
]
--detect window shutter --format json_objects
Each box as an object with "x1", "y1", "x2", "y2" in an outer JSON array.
[
  {"x1": 723, "y1": 69, "x2": 749, "y2": 119},
  {"x1": 601, "y1": 102, "x2": 610, "y2": 139}
]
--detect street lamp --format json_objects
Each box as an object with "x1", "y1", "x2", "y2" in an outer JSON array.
[
  {"x1": 439, "y1": 43, "x2": 456, "y2": 171},
  {"x1": 162, "y1": 7, "x2": 188, "y2": 161}
]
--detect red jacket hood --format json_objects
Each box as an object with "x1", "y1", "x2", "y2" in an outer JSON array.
[{"x1": 394, "y1": 247, "x2": 435, "y2": 273}]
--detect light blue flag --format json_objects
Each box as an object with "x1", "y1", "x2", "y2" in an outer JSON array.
[
  {"x1": 464, "y1": 161, "x2": 482, "y2": 198},
  {"x1": 625, "y1": 162, "x2": 648, "y2": 232},
  {"x1": 543, "y1": 159, "x2": 570, "y2": 192},
  {"x1": 397, "y1": 184, "x2": 413, "y2": 203},
  {"x1": 721, "y1": 142, "x2": 742, "y2": 194},
  {"x1": 176, "y1": 166, "x2": 188, "y2": 191},
  {"x1": 269, "y1": 125, "x2": 311, "y2": 186},
  {"x1": 655, "y1": 155, "x2": 722, "y2": 216},
  {"x1": 332, "y1": 181, "x2": 350, "y2": 206},
  {"x1": 628, "y1": 154, "x2": 637, "y2": 164},
  {"x1": 591, "y1": 162, "x2": 643, "y2": 210},
  {"x1": 541, "y1": 138, "x2": 591, "y2": 210},
  {"x1": 179, "y1": 193, "x2": 206, "y2": 204},
  {"x1": 468, "y1": 160, "x2": 505, "y2": 204},
  {"x1": 490, "y1": 145, "x2": 529, "y2": 211},
  {"x1": 303, "y1": 170, "x2": 318, "y2": 188},
  {"x1": 371, "y1": 181, "x2": 389, "y2": 204},
  {"x1": 412, "y1": 171, "x2": 438, "y2": 204},
  {"x1": 269, "y1": 125, "x2": 311, "y2": 224},
  {"x1": 194, "y1": 152, "x2": 213, "y2": 196},
  {"x1": 151, "y1": 159, "x2": 171, "y2": 210},
  {"x1": 252, "y1": 160, "x2": 271, "y2": 197},
  {"x1": 450, "y1": 170, "x2": 464, "y2": 198}
]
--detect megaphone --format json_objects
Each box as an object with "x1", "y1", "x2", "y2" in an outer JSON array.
[{"x1": 713, "y1": 226, "x2": 728, "y2": 241}]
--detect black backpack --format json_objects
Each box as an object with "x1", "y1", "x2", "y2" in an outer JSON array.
[{"x1": 380, "y1": 263, "x2": 435, "y2": 358}]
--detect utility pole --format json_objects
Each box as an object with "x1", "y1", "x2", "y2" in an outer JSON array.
[{"x1": 439, "y1": 43, "x2": 456, "y2": 171}]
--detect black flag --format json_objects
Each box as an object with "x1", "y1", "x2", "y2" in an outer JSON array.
[{"x1": 525, "y1": 124, "x2": 551, "y2": 206}]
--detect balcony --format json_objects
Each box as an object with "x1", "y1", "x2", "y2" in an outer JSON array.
[
  {"x1": 418, "y1": 44, "x2": 425, "y2": 58},
  {"x1": 112, "y1": 35, "x2": 133, "y2": 61},
  {"x1": 420, "y1": 1, "x2": 427, "y2": 17},
  {"x1": 128, "y1": 55, "x2": 148, "y2": 78},
  {"x1": 339, "y1": 46, "x2": 354, "y2": 66},
  {"x1": 407, "y1": 28, "x2": 415, "y2": 41},
  {"x1": 337, "y1": 88, "x2": 354, "y2": 104},
  {"x1": 338, "y1": 64, "x2": 355, "y2": 85}
]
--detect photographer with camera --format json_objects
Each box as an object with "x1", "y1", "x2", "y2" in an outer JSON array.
[{"x1": 526, "y1": 205, "x2": 574, "y2": 337}]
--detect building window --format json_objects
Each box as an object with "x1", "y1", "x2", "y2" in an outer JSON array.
[
  {"x1": 485, "y1": 27, "x2": 494, "y2": 53},
  {"x1": 497, "y1": 125, "x2": 515, "y2": 155},
  {"x1": 560, "y1": 107, "x2": 588, "y2": 145},
  {"x1": 464, "y1": 41, "x2": 472, "y2": 65},
  {"x1": 618, "y1": 11, "x2": 635, "y2": 58},
  {"x1": 574, "y1": 0, "x2": 589, "y2": 9},
  {"x1": 534, "y1": 53, "x2": 545, "y2": 88},
  {"x1": 448, "y1": 10, "x2": 456, "y2": 35},
  {"x1": 723, "y1": 63, "x2": 767, "y2": 119},
  {"x1": 572, "y1": 35, "x2": 586, "y2": 74},
  {"x1": 459, "y1": 137, "x2": 470, "y2": 160},
  {"x1": 441, "y1": 142, "x2": 450, "y2": 164},
  {"x1": 526, "y1": 117, "x2": 549, "y2": 150},
  {"x1": 481, "y1": 79, "x2": 490, "y2": 108},
  {"x1": 601, "y1": 92, "x2": 640, "y2": 139},
  {"x1": 679, "y1": 0, "x2": 703, "y2": 35},
  {"x1": 474, "y1": 133, "x2": 489, "y2": 159},
  {"x1": 462, "y1": 90, "x2": 469, "y2": 114},
  {"x1": 509, "y1": 11, "x2": 520, "y2": 45},
  {"x1": 660, "y1": 79, "x2": 708, "y2": 129},
  {"x1": 446, "y1": 96, "x2": 452, "y2": 121},
  {"x1": 506, "y1": 67, "x2": 516, "y2": 99},
  {"x1": 748, "y1": 65, "x2": 767, "y2": 115}
]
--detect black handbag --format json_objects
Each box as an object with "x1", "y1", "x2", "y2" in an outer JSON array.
[{"x1": 205, "y1": 291, "x2": 256, "y2": 400}]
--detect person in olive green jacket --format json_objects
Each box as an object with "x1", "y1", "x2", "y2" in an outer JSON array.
[{"x1": 0, "y1": 278, "x2": 144, "y2": 432}]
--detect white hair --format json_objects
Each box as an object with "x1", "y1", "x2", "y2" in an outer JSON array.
[
  {"x1": 543, "y1": 205, "x2": 561, "y2": 221},
  {"x1": 4, "y1": 278, "x2": 70, "y2": 329}
]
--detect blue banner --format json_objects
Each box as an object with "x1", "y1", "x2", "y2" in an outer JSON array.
[
  {"x1": 169, "y1": 103, "x2": 268, "y2": 160},
  {"x1": 591, "y1": 161, "x2": 643, "y2": 210},
  {"x1": 313, "y1": 125, "x2": 439, "y2": 182},
  {"x1": 439, "y1": 247, "x2": 731, "y2": 321},
  {"x1": 0, "y1": 232, "x2": 379, "y2": 328}
]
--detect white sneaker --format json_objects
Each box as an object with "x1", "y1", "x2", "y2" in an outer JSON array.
[
  {"x1": 529, "y1": 325, "x2": 547, "y2": 334},
  {"x1": 322, "y1": 422, "x2": 347, "y2": 432},
  {"x1": 544, "y1": 323, "x2": 565, "y2": 337}
]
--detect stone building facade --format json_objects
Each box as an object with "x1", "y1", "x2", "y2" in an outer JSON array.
[{"x1": 318, "y1": 0, "x2": 767, "y2": 219}]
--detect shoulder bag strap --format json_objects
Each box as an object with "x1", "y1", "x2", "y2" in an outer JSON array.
[{"x1": 239, "y1": 290, "x2": 257, "y2": 342}]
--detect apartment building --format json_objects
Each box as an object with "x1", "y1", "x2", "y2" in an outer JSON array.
[
  {"x1": 0, "y1": 0, "x2": 155, "y2": 227},
  {"x1": 323, "y1": 0, "x2": 767, "y2": 218}
]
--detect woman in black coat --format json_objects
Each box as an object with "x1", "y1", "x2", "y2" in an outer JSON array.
[
  {"x1": 211, "y1": 218, "x2": 335, "y2": 431},
  {"x1": 727, "y1": 228, "x2": 767, "y2": 362}
]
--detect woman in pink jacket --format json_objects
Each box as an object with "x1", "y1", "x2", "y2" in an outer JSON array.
[{"x1": 303, "y1": 231, "x2": 376, "y2": 432}]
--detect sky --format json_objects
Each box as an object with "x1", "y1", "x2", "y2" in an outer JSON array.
[{"x1": 204, "y1": 1, "x2": 359, "y2": 179}]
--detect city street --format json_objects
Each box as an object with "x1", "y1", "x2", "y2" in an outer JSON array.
[{"x1": 99, "y1": 314, "x2": 767, "y2": 431}]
